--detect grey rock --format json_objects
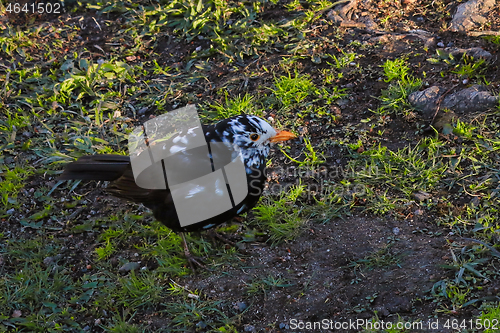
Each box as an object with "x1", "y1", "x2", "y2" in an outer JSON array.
[
  {"x1": 450, "y1": 0, "x2": 495, "y2": 32},
  {"x1": 409, "y1": 85, "x2": 498, "y2": 117},
  {"x1": 442, "y1": 85, "x2": 498, "y2": 114},
  {"x1": 446, "y1": 47, "x2": 493, "y2": 61},
  {"x1": 408, "y1": 86, "x2": 447, "y2": 118}
]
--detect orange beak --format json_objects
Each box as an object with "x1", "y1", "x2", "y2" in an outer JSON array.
[{"x1": 269, "y1": 130, "x2": 296, "y2": 143}]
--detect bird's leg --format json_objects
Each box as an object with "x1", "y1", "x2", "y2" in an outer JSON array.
[{"x1": 180, "y1": 232, "x2": 206, "y2": 271}]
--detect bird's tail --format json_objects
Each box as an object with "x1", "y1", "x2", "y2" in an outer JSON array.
[{"x1": 59, "y1": 155, "x2": 131, "y2": 181}]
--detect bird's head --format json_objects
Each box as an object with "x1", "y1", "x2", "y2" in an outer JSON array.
[{"x1": 215, "y1": 115, "x2": 295, "y2": 170}]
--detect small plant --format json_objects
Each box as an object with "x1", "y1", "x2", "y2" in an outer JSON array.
[
  {"x1": 376, "y1": 74, "x2": 422, "y2": 116},
  {"x1": 245, "y1": 274, "x2": 293, "y2": 295},
  {"x1": 355, "y1": 244, "x2": 401, "y2": 269},
  {"x1": 210, "y1": 92, "x2": 259, "y2": 119},
  {"x1": 280, "y1": 137, "x2": 325, "y2": 168},
  {"x1": 477, "y1": 302, "x2": 500, "y2": 333},
  {"x1": 0, "y1": 166, "x2": 33, "y2": 212},
  {"x1": 272, "y1": 71, "x2": 317, "y2": 108},
  {"x1": 453, "y1": 118, "x2": 477, "y2": 139},
  {"x1": 326, "y1": 51, "x2": 357, "y2": 69},
  {"x1": 252, "y1": 184, "x2": 307, "y2": 244},
  {"x1": 451, "y1": 56, "x2": 488, "y2": 81},
  {"x1": 382, "y1": 58, "x2": 409, "y2": 82}
]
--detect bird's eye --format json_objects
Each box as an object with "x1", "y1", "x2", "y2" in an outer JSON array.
[{"x1": 250, "y1": 133, "x2": 260, "y2": 141}]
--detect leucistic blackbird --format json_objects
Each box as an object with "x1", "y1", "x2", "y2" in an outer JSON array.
[{"x1": 60, "y1": 114, "x2": 295, "y2": 269}]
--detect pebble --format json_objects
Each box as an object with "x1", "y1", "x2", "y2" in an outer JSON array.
[
  {"x1": 6, "y1": 208, "x2": 15, "y2": 215},
  {"x1": 118, "y1": 262, "x2": 140, "y2": 272},
  {"x1": 279, "y1": 323, "x2": 290, "y2": 329},
  {"x1": 244, "y1": 324, "x2": 256, "y2": 331},
  {"x1": 235, "y1": 301, "x2": 247, "y2": 312},
  {"x1": 393, "y1": 227, "x2": 400, "y2": 235},
  {"x1": 437, "y1": 41, "x2": 444, "y2": 47},
  {"x1": 43, "y1": 257, "x2": 54, "y2": 266}
]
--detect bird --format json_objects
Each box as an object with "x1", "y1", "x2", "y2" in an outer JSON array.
[{"x1": 59, "y1": 114, "x2": 296, "y2": 269}]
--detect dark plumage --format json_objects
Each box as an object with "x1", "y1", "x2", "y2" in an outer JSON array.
[{"x1": 60, "y1": 114, "x2": 295, "y2": 267}]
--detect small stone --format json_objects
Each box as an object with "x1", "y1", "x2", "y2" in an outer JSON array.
[
  {"x1": 234, "y1": 301, "x2": 247, "y2": 312},
  {"x1": 196, "y1": 321, "x2": 207, "y2": 329},
  {"x1": 118, "y1": 262, "x2": 140, "y2": 273},
  {"x1": 279, "y1": 323, "x2": 290, "y2": 329},
  {"x1": 83, "y1": 325, "x2": 91, "y2": 331},
  {"x1": 94, "y1": 318, "x2": 101, "y2": 325},
  {"x1": 12, "y1": 310, "x2": 22, "y2": 318},
  {"x1": 43, "y1": 257, "x2": 55, "y2": 266},
  {"x1": 6, "y1": 208, "x2": 15, "y2": 215},
  {"x1": 188, "y1": 293, "x2": 199, "y2": 300},
  {"x1": 392, "y1": 227, "x2": 400, "y2": 235},
  {"x1": 412, "y1": 191, "x2": 432, "y2": 201},
  {"x1": 244, "y1": 324, "x2": 256, "y2": 331},
  {"x1": 22, "y1": 131, "x2": 32, "y2": 138},
  {"x1": 437, "y1": 41, "x2": 444, "y2": 47}
]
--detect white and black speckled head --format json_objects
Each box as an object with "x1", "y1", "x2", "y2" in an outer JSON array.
[{"x1": 214, "y1": 115, "x2": 293, "y2": 172}]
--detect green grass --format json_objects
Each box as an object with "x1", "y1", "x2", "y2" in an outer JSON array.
[
  {"x1": 281, "y1": 137, "x2": 325, "y2": 168},
  {"x1": 272, "y1": 70, "x2": 317, "y2": 109},
  {"x1": 251, "y1": 184, "x2": 308, "y2": 245}
]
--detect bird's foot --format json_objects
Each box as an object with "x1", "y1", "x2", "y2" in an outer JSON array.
[
  {"x1": 184, "y1": 252, "x2": 207, "y2": 272},
  {"x1": 206, "y1": 229, "x2": 248, "y2": 255}
]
